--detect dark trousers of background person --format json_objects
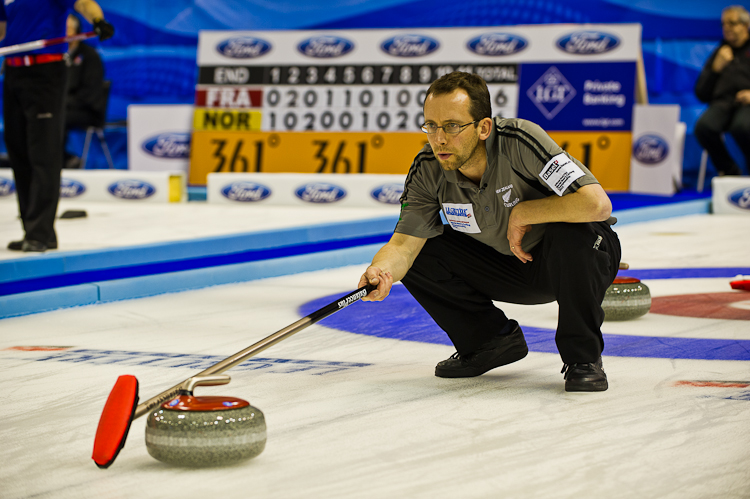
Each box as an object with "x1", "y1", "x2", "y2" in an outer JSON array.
[
  {"x1": 694, "y1": 102, "x2": 750, "y2": 175},
  {"x1": 3, "y1": 60, "x2": 68, "y2": 246},
  {"x1": 63, "y1": 107, "x2": 98, "y2": 167},
  {"x1": 401, "y1": 222, "x2": 621, "y2": 364}
]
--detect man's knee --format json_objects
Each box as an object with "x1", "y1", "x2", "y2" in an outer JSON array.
[
  {"x1": 694, "y1": 112, "x2": 723, "y2": 141},
  {"x1": 728, "y1": 117, "x2": 750, "y2": 138}
]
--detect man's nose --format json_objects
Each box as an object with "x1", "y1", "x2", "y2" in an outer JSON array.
[{"x1": 434, "y1": 128, "x2": 449, "y2": 143}]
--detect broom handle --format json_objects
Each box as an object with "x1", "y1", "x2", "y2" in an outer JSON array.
[
  {"x1": 133, "y1": 284, "x2": 375, "y2": 419},
  {"x1": 0, "y1": 32, "x2": 96, "y2": 57}
]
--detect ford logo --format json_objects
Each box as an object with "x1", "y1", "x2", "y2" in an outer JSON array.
[
  {"x1": 216, "y1": 36, "x2": 272, "y2": 59},
  {"x1": 0, "y1": 176, "x2": 15, "y2": 196},
  {"x1": 633, "y1": 134, "x2": 669, "y2": 164},
  {"x1": 298, "y1": 36, "x2": 354, "y2": 58},
  {"x1": 221, "y1": 181, "x2": 272, "y2": 202},
  {"x1": 59, "y1": 179, "x2": 86, "y2": 198},
  {"x1": 467, "y1": 33, "x2": 528, "y2": 56},
  {"x1": 107, "y1": 180, "x2": 156, "y2": 200},
  {"x1": 381, "y1": 34, "x2": 439, "y2": 57},
  {"x1": 142, "y1": 133, "x2": 191, "y2": 159},
  {"x1": 294, "y1": 183, "x2": 346, "y2": 203},
  {"x1": 370, "y1": 183, "x2": 403, "y2": 205},
  {"x1": 728, "y1": 187, "x2": 750, "y2": 210},
  {"x1": 556, "y1": 31, "x2": 620, "y2": 55}
]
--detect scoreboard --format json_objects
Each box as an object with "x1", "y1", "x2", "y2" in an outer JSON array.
[
  {"x1": 190, "y1": 26, "x2": 641, "y2": 188},
  {"x1": 197, "y1": 64, "x2": 518, "y2": 133}
]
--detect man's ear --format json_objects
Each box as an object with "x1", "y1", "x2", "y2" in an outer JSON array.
[{"x1": 478, "y1": 117, "x2": 493, "y2": 140}]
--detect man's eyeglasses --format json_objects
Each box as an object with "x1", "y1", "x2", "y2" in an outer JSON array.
[
  {"x1": 722, "y1": 20, "x2": 746, "y2": 27},
  {"x1": 421, "y1": 120, "x2": 479, "y2": 135}
]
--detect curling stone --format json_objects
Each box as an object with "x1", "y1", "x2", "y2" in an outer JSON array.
[
  {"x1": 602, "y1": 276, "x2": 651, "y2": 321},
  {"x1": 145, "y1": 375, "x2": 266, "y2": 467}
]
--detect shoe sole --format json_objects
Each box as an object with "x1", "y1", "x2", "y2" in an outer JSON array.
[
  {"x1": 435, "y1": 346, "x2": 528, "y2": 378},
  {"x1": 565, "y1": 380, "x2": 608, "y2": 392},
  {"x1": 8, "y1": 241, "x2": 57, "y2": 251}
]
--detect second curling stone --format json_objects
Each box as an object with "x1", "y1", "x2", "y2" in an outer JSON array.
[
  {"x1": 145, "y1": 375, "x2": 266, "y2": 467},
  {"x1": 602, "y1": 276, "x2": 651, "y2": 321}
]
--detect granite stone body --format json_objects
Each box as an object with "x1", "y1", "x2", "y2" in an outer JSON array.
[
  {"x1": 602, "y1": 277, "x2": 651, "y2": 321},
  {"x1": 145, "y1": 395, "x2": 266, "y2": 467}
]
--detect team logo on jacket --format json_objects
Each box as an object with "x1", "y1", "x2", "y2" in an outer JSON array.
[
  {"x1": 498, "y1": 184, "x2": 519, "y2": 208},
  {"x1": 632, "y1": 134, "x2": 669, "y2": 164},
  {"x1": 467, "y1": 33, "x2": 528, "y2": 56},
  {"x1": 216, "y1": 37, "x2": 272, "y2": 59},
  {"x1": 295, "y1": 183, "x2": 346, "y2": 203},
  {"x1": 728, "y1": 188, "x2": 750, "y2": 210},
  {"x1": 370, "y1": 184, "x2": 403, "y2": 204},
  {"x1": 142, "y1": 133, "x2": 191, "y2": 159},
  {"x1": 526, "y1": 66, "x2": 576, "y2": 120},
  {"x1": 59, "y1": 179, "x2": 86, "y2": 198},
  {"x1": 108, "y1": 180, "x2": 156, "y2": 200},
  {"x1": 298, "y1": 36, "x2": 354, "y2": 58},
  {"x1": 221, "y1": 181, "x2": 272, "y2": 202},
  {"x1": 556, "y1": 31, "x2": 620, "y2": 55},
  {"x1": 381, "y1": 35, "x2": 439, "y2": 57},
  {"x1": 0, "y1": 176, "x2": 15, "y2": 197}
]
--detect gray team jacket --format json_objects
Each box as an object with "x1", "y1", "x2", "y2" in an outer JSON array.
[{"x1": 395, "y1": 117, "x2": 602, "y2": 256}]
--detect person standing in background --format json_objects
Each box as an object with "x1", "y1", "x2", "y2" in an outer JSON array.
[
  {"x1": 63, "y1": 13, "x2": 106, "y2": 169},
  {"x1": 694, "y1": 5, "x2": 750, "y2": 177},
  {"x1": 0, "y1": 0, "x2": 114, "y2": 252}
]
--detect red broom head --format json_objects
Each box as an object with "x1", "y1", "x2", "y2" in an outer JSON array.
[{"x1": 92, "y1": 375, "x2": 139, "y2": 468}]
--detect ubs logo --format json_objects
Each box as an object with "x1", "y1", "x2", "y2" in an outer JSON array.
[
  {"x1": 370, "y1": 184, "x2": 403, "y2": 204},
  {"x1": 60, "y1": 179, "x2": 86, "y2": 198},
  {"x1": 556, "y1": 31, "x2": 620, "y2": 55},
  {"x1": 381, "y1": 35, "x2": 439, "y2": 57},
  {"x1": 467, "y1": 33, "x2": 528, "y2": 56},
  {"x1": 0, "y1": 176, "x2": 15, "y2": 196},
  {"x1": 526, "y1": 66, "x2": 576, "y2": 120},
  {"x1": 298, "y1": 36, "x2": 354, "y2": 58},
  {"x1": 295, "y1": 183, "x2": 346, "y2": 203},
  {"x1": 221, "y1": 182, "x2": 272, "y2": 202},
  {"x1": 728, "y1": 187, "x2": 750, "y2": 210},
  {"x1": 142, "y1": 133, "x2": 191, "y2": 159},
  {"x1": 216, "y1": 37, "x2": 272, "y2": 59},
  {"x1": 633, "y1": 135, "x2": 669, "y2": 164}
]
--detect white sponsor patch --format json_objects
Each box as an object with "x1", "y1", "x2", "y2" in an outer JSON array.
[
  {"x1": 442, "y1": 203, "x2": 481, "y2": 233},
  {"x1": 540, "y1": 153, "x2": 585, "y2": 196}
]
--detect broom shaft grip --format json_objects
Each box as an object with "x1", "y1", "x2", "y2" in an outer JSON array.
[{"x1": 133, "y1": 284, "x2": 374, "y2": 419}]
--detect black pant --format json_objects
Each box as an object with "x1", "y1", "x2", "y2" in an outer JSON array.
[
  {"x1": 3, "y1": 61, "x2": 67, "y2": 244},
  {"x1": 401, "y1": 222, "x2": 621, "y2": 364},
  {"x1": 694, "y1": 102, "x2": 750, "y2": 175}
]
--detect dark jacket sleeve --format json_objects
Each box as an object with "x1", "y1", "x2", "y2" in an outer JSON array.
[{"x1": 694, "y1": 45, "x2": 722, "y2": 103}]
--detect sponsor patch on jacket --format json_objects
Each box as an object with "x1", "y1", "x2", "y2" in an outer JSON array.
[
  {"x1": 442, "y1": 203, "x2": 481, "y2": 233},
  {"x1": 540, "y1": 153, "x2": 584, "y2": 196}
]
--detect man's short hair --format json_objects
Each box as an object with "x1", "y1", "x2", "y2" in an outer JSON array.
[
  {"x1": 723, "y1": 5, "x2": 750, "y2": 25},
  {"x1": 425, "y1": 71, "x2": 492, "y2": 121}
]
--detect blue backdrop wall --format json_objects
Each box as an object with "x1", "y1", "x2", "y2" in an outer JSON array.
[{"x1": 2, "y1": 0, "x2": 747, "y2": 187}]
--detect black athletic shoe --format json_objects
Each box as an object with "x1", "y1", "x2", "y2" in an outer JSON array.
[
  {"x1": 21, "y1": 240, "x2": 48, "y2": 252},
  {"x1": 8, "y1": 239, "x2": 57, "y2": 251},
  {"x1": 435, "y1": 320, "x2": 528, "y2": 378},
  {"x1": 561, "y1": 357, "x2": 608, "y2": 392}
]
